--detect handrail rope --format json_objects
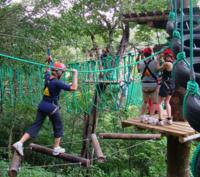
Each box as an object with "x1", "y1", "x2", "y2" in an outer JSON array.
[
  {"x1": 180, "y1": 0, "x2": 184, "y2": 51},
  {"x1": 189, "y1": 0, "x2": 195, "y2": 81},
  {"x1": 0, "y1": 46, "x2": 169, "y2": 74},
  {"x1": 183, "y1": 0, "x2": 200, "y2": 118}
]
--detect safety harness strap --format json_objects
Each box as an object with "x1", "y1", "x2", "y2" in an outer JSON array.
[{"x1": 141, "y1": 58, "x2": 158, "y2": 82}]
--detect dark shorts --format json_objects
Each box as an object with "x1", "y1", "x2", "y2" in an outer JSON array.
[{"x1": 159, "y1": 80, "x2": 175, "y2": 97}]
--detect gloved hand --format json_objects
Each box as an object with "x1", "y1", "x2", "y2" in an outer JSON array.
[{"x1": 47, "y1": 56, "x2": 53, "y2": 64}]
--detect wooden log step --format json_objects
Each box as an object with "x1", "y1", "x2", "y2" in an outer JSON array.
[
  {"x1": 29, "y1": 143, "x2": 90, "y2": 167},
  {"x1": 8, "y1": 151, "x2": 22, "y2": 177},
  {"x1": 179, "y1": 133, "x2": 200, "y2": 143},
  {"x1": 99, "y1": 133, "x2": 161, "y2": 140},
  {"x1": 91, "y1": 134, "x2": 105, "y2": 163}
]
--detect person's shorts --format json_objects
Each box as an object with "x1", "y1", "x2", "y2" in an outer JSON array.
[
  {"x1": 159, "y1": 81, "x2": 175, "y2": 97},
  {"x1": 142, "y1": 88, "x2": 158, "y2": 103}
]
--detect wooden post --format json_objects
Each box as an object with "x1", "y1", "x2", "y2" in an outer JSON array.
[
  {"x1": 29, "y1": 143, "x2": 90, "y2": 167},
  {"x1": 91, "y1": 134, "x2": 105, "y2": 163},
  {"x1": 167, "y1": 87, "x2": 191, "y2": 177},
  {"x1": 99, "y1": 133, "x2": 161, "y2": 140},
  {"x1": 8, "y1": 151, "x2": 22, "y2": 177},
  {"x1": 81, "y1": 83, "x2": 107, "y2": 159}
]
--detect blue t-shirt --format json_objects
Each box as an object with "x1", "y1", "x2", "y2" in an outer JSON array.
[
  {"x1": 43, "y1": 72, "x2": 71, "y2": 104},
  {"x1": 38, "y1": 72, "x2": 71, "y2": 114}
]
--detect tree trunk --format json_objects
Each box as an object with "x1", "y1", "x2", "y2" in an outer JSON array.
[
  {"x1": 90, "y1": 34, "x2": 99, "y2": 58},
  {"x1": 81, "y1": 83, "x2": 107, "y2": 159},
  {"x1": 117, "y1": 23, "x2": 130, "y2": 62},
  {"x1": 167, "y1": 87, "x2": 191, "y2": 177}
]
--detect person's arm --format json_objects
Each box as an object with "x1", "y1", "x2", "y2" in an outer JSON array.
[
  {"x1": 56, "y1": 69, "x2": 78, "y2": 91},
  {"x1": 157, "y1": 59, "x2": 166, "y2": 71},
  {"x1": 70, "y1": 69, "x2": 78, "y2": 91}
]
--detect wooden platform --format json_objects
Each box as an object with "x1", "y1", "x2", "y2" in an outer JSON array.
[
  {"x1": 85, "y1": 80, "x2": 119, "y2": 84},
  {"x1": 122, "y1": 119, "x2": 200, "y2": 143}
]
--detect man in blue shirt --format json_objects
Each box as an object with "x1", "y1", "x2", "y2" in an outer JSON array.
[{"x1": 13, "y1": 62, "x2": 78, "y2": 156}]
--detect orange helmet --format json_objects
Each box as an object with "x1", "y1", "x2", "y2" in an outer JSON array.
[{"x1": 53, "y1": 62, "x2": 66, "y2": 72}]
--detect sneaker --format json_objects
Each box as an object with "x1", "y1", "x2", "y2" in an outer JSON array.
[
  {"x1": 148, "y1": 117, "x2": 158, "y2": 125},
  {"x1": 52, "y1": 146, "x2": 65, "y2": 156},
  {"x1": 157, "y1": 119, "x2": 164, "y2": 126},
  {"x1": 13, "y1": 141, "x2": 24, "y2": 156},
  {"x1": 166, "y1": 117, "x2": 173, "y2": 125},
  {"x1": 139, "y1": 115, "x2": 149, "y2": 123}
]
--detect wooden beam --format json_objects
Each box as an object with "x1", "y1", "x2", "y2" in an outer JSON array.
[
  {"x1": 8, "y1": 151, "x2": 22, "y2": 177},
  {"x1": 168, "y1": 88, "x2": 191, "y2": 177},
  {"x1": 99, "y1": 133, "x2": 161, "y2": 140},
  {"x1": 179, "y1": 133, "x2": 200, "y2": 143},
  {"x1": 122, "y1": 15, "x2": 168, "y2": 23},
  {"x1": 91, "y1": 134, "x2": 105, "y2": 163},
  {"x1": 29, "y1": 143, "x2": 90, "y2": 167}
]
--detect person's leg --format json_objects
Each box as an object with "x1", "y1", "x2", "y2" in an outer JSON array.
[
  {"x1": 158, "y1": 96, "x2": 164, "y2": 118},
  {"x1": 149, "y1": 90, "x2": 158, "y2": 116},
  {"x1": 165, "y1": 95, "x2": 173, "y2": 124},
  {"x1": 13, "y1": 110, "x2": 46, "y2": 156},
  {"x1": 26, "y1": 111, "x2": 46, "y2": 139},
  {"x1": 158, "y1": 96, "x2": 165, "y2": 125},
  {"x1": 165, "y1": 95, "x2": 172, "y2": 118},
  {"x1": 141, "y1": 91, "x2": 148, "y2": 115},
  {"x1": 19, "y1": 133, "x2": 30, "y2": 144},
  {"x1": 49, "y1": 111, "x2": 65, "y2": 155}
]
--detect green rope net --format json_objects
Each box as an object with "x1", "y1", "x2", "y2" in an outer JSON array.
[
  {"x1": 0, "y1": 47, "x2": 168, "y2": 114},
  {"x1": 0, "y1": 53, "x2": 142, "y2": 114}
]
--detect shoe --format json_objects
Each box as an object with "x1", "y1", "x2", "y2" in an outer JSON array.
[
  {"x1": 166, "y1": 117, "x2": 173, "y2": 125},
  {"x1": 139, "y1": 115, "x2": 149, "y2": 123},
  {"x1": 157, "y1": 119, "x2": 164, "y2": 126},
  {"x1": 52, "y1": 146, "x2": 65, "y2": 156},
  {"x1": 148, "y1": 117, "x2": 158, "y2": 125},
  {"x1": 13, "y1": 141, "x2": 24, "y2": 156}
]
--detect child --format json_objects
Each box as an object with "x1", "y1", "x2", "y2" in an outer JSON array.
[
  {"x1": 13, "y1": 62, "x2": 78, "y2": 156},
  {"x1": 157, "y1": 53, "x2": 175, "y2": 125}
]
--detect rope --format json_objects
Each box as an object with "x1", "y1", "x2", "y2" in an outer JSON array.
[
  {"x1": 0, "y1": 46, "x2": 169, "y2": 73},
  {"x1": 191, "y1": 143, "x2": 200, "y2": 177},
  {"x1": 180, "y1": 0, "x2": 184, "y2": 51}
]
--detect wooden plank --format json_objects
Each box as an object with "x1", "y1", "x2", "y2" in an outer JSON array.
[
  {"x1": 29, "y1": 143, "x2": 90, "y2": 167},
  {"x1": 99, "y1": 133, "x2": 161, "y2": 140},
  {"x1": 179, "y1": 133, "x2": 200, "y2": 143},
  {"x1": 8, "y1": 151, "x2": 22, "y2": 177},
  {"x1": 122, "y1": 119, "x2": 195, "y2": 137},
  {"x1": 122, "y1": 15, "x2": 168, "y2": 23},
  {"x1": 164, "y1": 124, "x2": 195, "y2": 135},
  {"x1": 171, "y1": 123, "x2": 195, "y2": 131},
  {"x1": 91, "y1": 134, "x2": 105, "y2": 163},
  {"x1": 122, "y1": 119, "x2": 186, "y2": 136},
  {"x1": 174, "y1": 121, "x2": 193, "y2": 128}
]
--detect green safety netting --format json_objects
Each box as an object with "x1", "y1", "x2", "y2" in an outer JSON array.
[
  {"x1": 0, "y1": 45, "x2": 168, "y2": 115},
  {"x1": 0, "y1": 53, "x2": 144, "y2": 114}
]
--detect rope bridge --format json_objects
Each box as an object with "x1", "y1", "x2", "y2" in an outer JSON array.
[{"x1": 0, "y1": 52, "x2": 147, "y2": 114}]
